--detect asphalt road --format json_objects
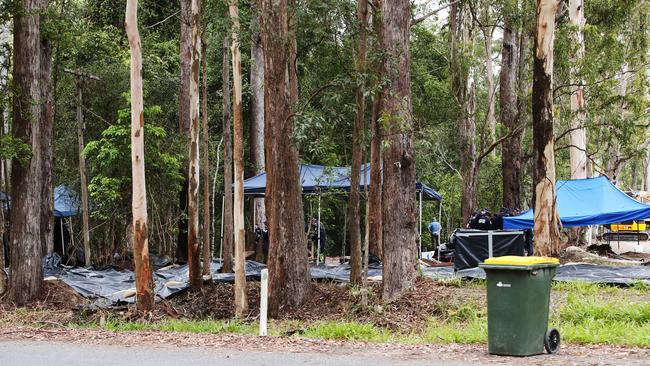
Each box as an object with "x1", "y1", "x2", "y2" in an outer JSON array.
[{"x1": 0, "y1": 340, "x2": 478, "y2": 366}]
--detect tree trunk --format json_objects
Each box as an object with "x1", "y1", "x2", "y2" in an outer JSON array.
[
  {"x1": 450, "y1": 1, "x2": 477, "y2": 224},
  {"x1": 348, "y1": 0, "x2": 368, "y2": 285},
  {"x1": 176, "y1": 0, "x2": 193, "y2": 263},
  {"x1": 9, "y1": 0, "x2": 45, "y2": 305},
  {"x1": 250, "y1": 0, "x2": 266, "y2": 260},
  {"x1": 481, "y1": 1, "x2": 496, "y2": 143},
  {"x1": 125, "y1": 0, "x2": 154, "y2": 311},
  {"x1": 201, "y1": 41, "x2": 211, "y2": 277},
  {"x1": 380, "y1": 0, "x2": 417, "y2": 302},
  {"x1": 75, "y1": 74, "x2": 91, "y2": 266},
  {"x1": 261, "y1": 0, "x2": 311, "y2": 316},
  {"x1": 500, "y1": 12, "x2": 522, "y2": 211},
  {"x1": 40, "y1": 24, "x2": 54, "y2": 256},
  {"x1": 532, "y1": 0, "x2": 562, "y2": 257},
  {"x1": 221, "y1": 35, "x2": 234, "y2": 273},
  {"x1": 186, "y1": 0, "x2": 202, "y2": 290},
  {"x1": 229, "y1": 0, "x2": 248, "y2": 316},
  {"x1": 367, "y1": 0, "x2": 383, "y2": 260},
  {"x1": 368, "y1": 95, "x2": 382, "y2": 259},
  {"x1": 568, "y1": 0, "x2": 587, "y2": 179}
]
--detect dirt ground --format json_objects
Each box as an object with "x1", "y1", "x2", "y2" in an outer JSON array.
[{"x1": 0, "y1": 327, "x2": 648, "y2": 366}]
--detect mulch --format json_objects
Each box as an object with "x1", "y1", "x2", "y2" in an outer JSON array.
[
  {"x1": 158, "y1": 276, "x2": 454, "y2": 331},
  {"x1": 3, "y1": 275, "x2": 464, "y2": 333}
]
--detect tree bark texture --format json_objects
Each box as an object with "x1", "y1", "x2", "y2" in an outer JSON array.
[
  {"x1": 40, "y1": 25, "x2": 54, "y2": 256},
  {"x1": 500, "y1": 13, "x2": 523, "y2": 211},
  {"x1": 75, "y1": 75, "x2": 92, "y2": 266},
  {"x1": 450, "y1": 1, "x2": 477, "y2": 224},
  {"x1": 176, "y1": 0, "x2": 192, "y2": 263},
  {"x1": 229, "y1": 0, "x2": 248, "y2": 316},
  {"x1": 532, "y1": 0, "x2": 562, "y2": 257},
  {"x1": 9, "y1": 0, "x2": 45, "y2": 305},
  {"x1": 201, "y1": 41, "x2": 211, "y2": 277},
  {"x1": 186, "y1": 0, "x2": 202, "y2": 290},
  {"x1": 221, "y1": 35, "x2": 234, "y2": 273},
  {"x1": 348, "y1": 0, "x2": 368, "y2": 285},
  {"x1": 261, "y1": 0, "x2": 311, "y2": 316},
  {"x1": 380, "y1": 0, "x2": 417, "y2": 302},
  {"x1": 125, "y1": 0, "x2": 154, "y2": 311},
  {"x1": 481, "y1": 1, "x2": 496, "y2": 143},
  {"x1": 250, "y1": 1, "x2": 266, "y2": 254},
  {"x1": 568, "y1": 0, "x2": 587, "y2": 179},
  {"x1": 367, "y1": 0, "x2": 383, "y2": 260}
]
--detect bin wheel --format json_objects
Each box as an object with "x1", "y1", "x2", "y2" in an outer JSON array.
[{"x1": 544, "y1": 328, "x2": 560, "y2": 354}]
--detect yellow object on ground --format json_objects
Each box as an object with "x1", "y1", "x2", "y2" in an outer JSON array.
[
  {"x1": 610, "y1": 222, "x2": 647, "y2": 231},
  {"x1": 484, "y1": 256, "x2": 559, "y2": 265}
]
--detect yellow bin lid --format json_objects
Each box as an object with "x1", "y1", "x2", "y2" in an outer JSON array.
[{"x1": 484, "y1": 256, "x2": 559, "y2": 265}]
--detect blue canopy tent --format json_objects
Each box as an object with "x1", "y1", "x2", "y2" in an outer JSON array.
[
  {"x1": 54, "y1": 184, "x2": 82, "y2": 217},
  {"x1": 241, "y1": 164, "x2": 442, "y2": 200},
  {"x1": 223, "y1": 164, "x2": 443, "y2": 262},
  {"x1": 503, "y1": 176, "x2": 650, "y2": 229}
]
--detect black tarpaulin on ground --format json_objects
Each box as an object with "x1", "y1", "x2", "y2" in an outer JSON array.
[
  {"x1": 422, "y1": 263, "x2": 650, "y2": 285},
  {"x1": 452, "y1": 229, "x2": 526, "y2": 270},
  {"x1": 42, "y1": 254, "x2": 382, "y2": 307},
  {"x1": 43, "y1": 253, "x2": 650, "y2": 307}
]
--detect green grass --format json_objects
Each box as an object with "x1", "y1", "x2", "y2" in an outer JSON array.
[
  {"x1": 553, "y1": 293, "x2": 650, "y2": 346},
  {"x1": 16, "y1": 278, "x2": 646, "y2": 347},
  {"x1": 300, "y1": 321, "x2": 393, "y2": 342}
]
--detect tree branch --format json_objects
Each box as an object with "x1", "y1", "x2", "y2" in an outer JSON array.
[
  {"x1": 412, "y1": 0, "x2": 460, "y2": 26},
  {"x1": 477, "y1": 122, "x2": 530, "y2": 163}
]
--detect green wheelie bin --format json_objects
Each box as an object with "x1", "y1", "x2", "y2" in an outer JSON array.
[{"x1": 479, "y1": 256, "x2": 561, "y2": 356}]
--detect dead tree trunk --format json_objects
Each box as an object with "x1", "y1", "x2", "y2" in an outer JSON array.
[
  {"x1": 348, "y1": 0, "x2": 368, "y2": 285},
  {"x1": 500, "y1": 12, "x2": 522, "y2": 211},
  {"x1": 229, "y1": 0, "x2": 248, "y2": 316},
  {"x1": 568, "y1": 0, "x2": 587, "y2": 179},
  {"x1": 125, "y1": 0, "x2": 154, "y2": 311},
  {"x1": 201, "y1": 40, "x2": 211, "y2": 277},
  {"x1": 261, "y1": 0, "x2": 311, "y2": 316},
  {"x1": 380, "y1": 0, "x2": 417, "y2": 301},
  {"x1": 40, "y1": 25, "x2": 54, "y2": 257},
  {"x1": 532, "y1": 0, "x2": 562, "y2": 257},
  {"x1": 367, "y1": 0, "x2": 383, "y2": 260},
  {"x1": 9, "y1": 0, "x2": 45, "y2": 305},
  {"x1": 186, "y1": 0, "x2": 202, "y2": 290},
  {"x1": 221, "y1": 35, "x2": 234, "y2": 273},
  {"x1": 250, "y1": 0, "x2": 266, "y2": 262}
]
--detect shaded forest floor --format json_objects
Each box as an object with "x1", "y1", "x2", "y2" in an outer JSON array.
[{"x1": 1, "y1": 276, "x2": 649, "y2": 348}]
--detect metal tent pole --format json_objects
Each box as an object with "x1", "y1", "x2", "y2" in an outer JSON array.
[
  {"x1": 342, "y1": 208, "x2": 347, "y2": 258},
  {"x1": 60, "y1": 218, "x2": 65, "y2": 255},
  {"x1": 219, "y1": 195, "x2": 225, "y2": 261},
  {"x1": 317, "y1": 194, "x2": 322, "y2": 265},
  {"x1": 418, "y1": 190, "x2": 423, "y2": 259},
  {"x1": 438, "y1": 200, "x2": 443, "y2": 249}
]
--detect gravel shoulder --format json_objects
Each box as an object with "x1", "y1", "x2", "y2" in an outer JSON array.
[{"x1": 1, "y1": 327, "x2": 648, "y2": 366}]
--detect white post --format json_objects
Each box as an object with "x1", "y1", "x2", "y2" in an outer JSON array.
[
  {"x1": 418, "y1": 190, "x2": 423, "y2": 259},
  {"x1": 316, "y1": 194, "x2": 321, "y2": 265},
  {"x1": 219, "y1": 196, "x2": 225, "y2": 261},
  {"x1": 259, "y1": 268, "x2": 268, "y2": 336}
]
